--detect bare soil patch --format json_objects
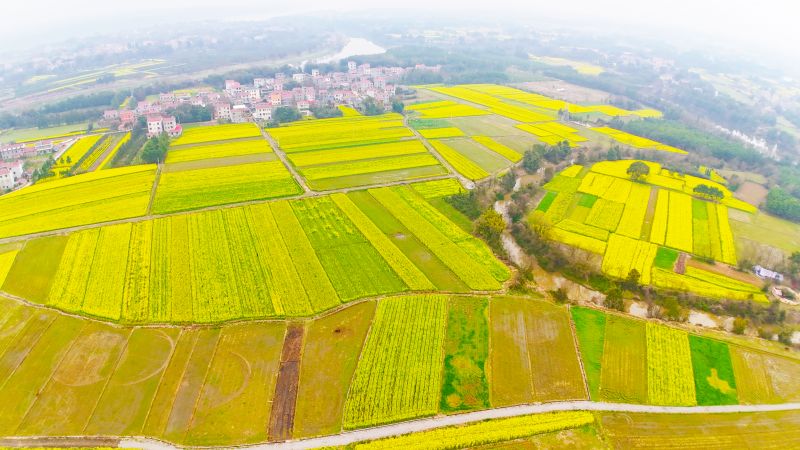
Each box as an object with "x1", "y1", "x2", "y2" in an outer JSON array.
[
  {"x1": 268, "y1": 323, "x2": 305, "y2": 442},
  {"x1": 735, "y1": 181, "x2": 768, "y2": 207}
]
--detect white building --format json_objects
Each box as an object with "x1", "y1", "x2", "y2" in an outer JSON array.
[
  {"x1": 146, "y1": 115, "x2": 180, "y2": 137},
  {"x1": 0, "y1": 160, "x2": 23, "y2": 190},
  {"x1": 754, "y1": 265, "x2": 784, "y2": 283},
  {"x1": 253, "y1": 103, "x2": 272, "y2": 122}
]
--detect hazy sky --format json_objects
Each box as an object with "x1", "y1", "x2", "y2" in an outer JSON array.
[{"x1": 4, "y1": 0, "x2": 799, "y2": 68}]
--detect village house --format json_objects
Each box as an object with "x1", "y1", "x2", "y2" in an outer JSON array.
[
  {"x1": 0, "y1": 160, "x2": 24, "y2": 190},
  {"x1": 754, "y1": 265, "x2": 784, "y2": 283},
  {"x1": 252, "y1": 103, "x2": 272, "y2": 122},
  {"x1": 146, "y1": 115, "x2": 181, "y2": 137},
  {"x1": 214, "y1": 103, "x2": 232, "y2": 121},
  {"x1": 0, "y1": 143, "x2": 25, "y2": 160}
]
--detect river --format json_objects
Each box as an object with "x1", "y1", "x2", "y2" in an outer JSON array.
[{"x1": 315, "y1": 38, "x2": 386, "y2": 64}]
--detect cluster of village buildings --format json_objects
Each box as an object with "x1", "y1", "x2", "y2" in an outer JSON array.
[
  {"x1": 0, "y1": 62, "x2": 440, "y2": 190},
  {"x1": 102, "y1": 62, "x2": 437, "y2": 135}
]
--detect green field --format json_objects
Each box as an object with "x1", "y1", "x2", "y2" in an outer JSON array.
[
  {"x1": 532, "y1": 160, "x2": 766, "y2": 302},
  {"x1": 3, "y1": 186, "x2": 507, "y2": 324}
]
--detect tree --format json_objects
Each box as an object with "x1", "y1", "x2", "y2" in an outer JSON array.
[
  {"x1": 141, "y1": 134, "x2": 169, "y2": 163},
  {"x1": 362, "y1": 97, "x2": 384, "y2": 116},
  {"x1": 391, "y1": 99, "x2": 405, "y2": 114},
  {"x1": 310, "y1": 105, "x2": 343, "y2": 119},
  {"x1": 550, "y1": 288, "x2": 569, "y2": 304},
  {"x1": 605, "y1": 287, "x2": 625, "y2": 311},
  {"x1": 502, "y1": 170, "x2": 517, "y2": 192},
  {"x1": 273, "y1": 106, "x2": 302, "y2": 124},
  {"x1": 622, "y1": 269, "x2": 640, "y2": 291},
  {"x1": 732, "y1": 317, "x2": 748, "y2": 335},
  {"x1": 475, "y1": 209, "x2": 506, "y2": 250},
  {"x1": 65, "y1": 156, "x2": 72, "y2": 164},
  {"x1": 627, "y1": 161, "x2": 650, "y2": 181},
  {"x1": 693, "y1": 184, "x2": 725, "y2": 201},
  {"x1": 606, "y1": 146, "x2": 622, "y2": 161},
  {"x1": 168, "y1": 104, "x2": 212, "y2": 123},
  {"x1": 522, "y1": 149, "x2": 541, "y2": 173},
  {"x1": 765, "y1": 188, "x2": 800, "y2": 223}
]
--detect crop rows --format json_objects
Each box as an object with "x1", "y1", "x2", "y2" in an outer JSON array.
[
  {"x1": 616, "y1": 183, "x2": 650, "y2": 238},
  {"x1": 166, "y1": 138, "x2": 271, "y2": 163},
  {"x1": 410, "y1": 178, "x2": 463, "y2": 198},
  {"x1": 646, "y1": 323, "x2": 697, "y2": 406},
  {"x1": 52, "y1": 135, "x2": 102, "y2": 174},
  {"x1": 665, "y1": 191, "x2": 694, "y2": 253},
  {"x1": 331, "y1": 193, "x2": 434, "y2": 290},
  {"x1": 268, "y1": 114, "x2": 411, "y2": 152},
  {"x1": 470, "y1": 136, "x2": 522, "y2": 162},
  {"x1": 343, "y1": 295, "x2": 448, "y2": 429},
  {"x1": 18, "y1": 187, "x2": 507, "y2": 323},
  {"x1": 406, "y1": 100, "x2": 489, "y2": 119},
  {"x1": 371, "y1": 187, "x2": 501, "y2": 290},
  {"x1": 152, "y1": 160, "x2": 300, "y2": 214},
  {"x1": 428, "y1": 85, "x2": 555, "y2": 122},
  {"x1": 393, "y1": 186, "x2": 509, "y2": 281},
  {"x1": 649, "y1": 190, "x2": 670, "y2": 245},
  {"x1": 652, "y1": 268, "x2": 767, "y2": 302},
  {"x1": 548, "y1": 226, "x2": 607, "y2": 254},
  {"x1": 543, "y1": 175, "x2": 581, "y2": 193},
  {"x1": 353, "y1": 411, "x2": 594, "y2": 449},
  {"x1": 291, "y1": 197, "x2": 406, "y2": 300},
  {"x1": 430, "y1": 140, "x2": 488, "y2": 180},
  {"x1": 81, "y1": 223, "x2": 131, "y2": 320},
  {"x1": 556, "y1": 219, "x2": 609, "y2": 241},
  {"x1": 301, "y1": 153, "x2": 441, "y2": 181},
  {"x1": 171, "y1": 123, "x2": 262, "y2": 146},
  {"x1": 0, "y1": 165, "x2": 156, "y2": 238},
  {"x1": 602, "y1": 234, "x2": 658, "y2": 285},
  {"x1": 586, "y1": 198, "x2": 625, "y2": 231},
  {"x1": 717, "y1": 205, "x2": 738, "y2": 265},
  {"x1": 417, "y1": 127, "x2": 465, "y2": 139},
  {"x1": 593, "y1": 126, "x2": 687, "y2": 154},
  {"x1": 99, "y1": 132, "x2": 130, "y2": 169},
  {"x1": 76, "y1": 135, "x2": 112, "y2": 172},
  {"x1": 287, "y1": 141, "x2": 428, "y2": 167},
  {"x1": 579, "y1": 172, "x2": 632, "y2": 203}
]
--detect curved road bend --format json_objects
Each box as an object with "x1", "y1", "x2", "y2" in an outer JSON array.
[{"x1": 115, "y1": 400, "x2": 800, "y2": 450}]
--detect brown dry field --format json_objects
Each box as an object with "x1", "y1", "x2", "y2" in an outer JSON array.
[{"x1": 734, "y1": 181, "x2": 768, "y2": 206}]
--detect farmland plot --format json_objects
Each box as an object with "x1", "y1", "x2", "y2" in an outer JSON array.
[
  {"x1": 600, "y1": 315, "x2": 648, "y2": 403},
  {"x1": 85, "y1": 328, "x2": 181, "y2": 436},
  {"x1": 490, "y1": 297, "x2": 585, "y2": 406},
  {"x1": 294, "y1": 301, "x2": 376, "y2": 438},
  {"x1": 171, "y1": 123, "x2": 262, "y2": 146},
  {"x1": 441, "y1": 297, "x2": 490, "y2": 412},
  {"x1": 152, "y1": 160, "x2": 301, "y2": 214},
  {"x1": 689, "y1": 335, "x2": 738, "y2": 405},
  {"x1": 15, "y1": 324, "x2": 131, "y2": 435},
  {"x1": 343, "y1": 295, "x2": 448, "y2": 428},
  {"x1": 185, "y1": 322, "x2": 285, "y2": 445},
  {"x1": 571, "y1": 307, "x2": 606, "y2": 399},
  {"x1": 291, "y1": 197, "x2": 407, "y2": 300},
  {"x1": 646, "y1": 323, "x2": 696, "y2": 406},
  {"x1": 0, "y1": 165, "x2": 156, "y2": 238}
]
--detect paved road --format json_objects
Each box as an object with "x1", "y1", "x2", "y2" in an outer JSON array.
[{"x1": 110, "y1": 400, "x2": 800, "y2": 450}]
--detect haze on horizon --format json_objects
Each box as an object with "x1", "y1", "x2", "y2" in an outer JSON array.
[{"x1": 3, "y1": 0, "x2": 799, "y2": 74}]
